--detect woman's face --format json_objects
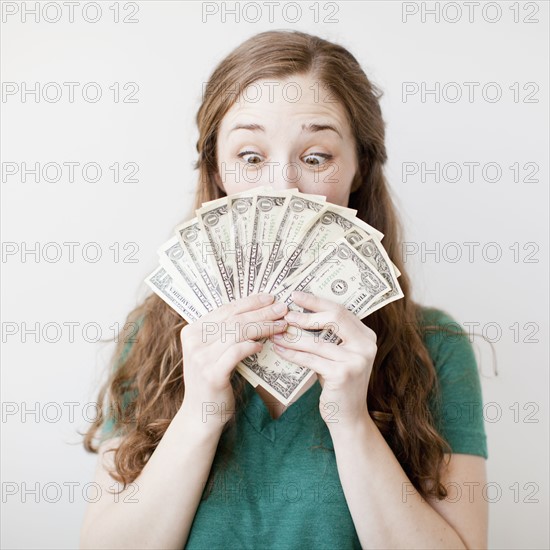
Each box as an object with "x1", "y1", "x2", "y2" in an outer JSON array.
[{"x1": 215, "y1": 73, "x2": 358, "y2": 207}]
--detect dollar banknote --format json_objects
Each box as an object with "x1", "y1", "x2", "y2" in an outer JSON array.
[{"x1": 145, "y1": 186, "x2": 404, "y2": 405}]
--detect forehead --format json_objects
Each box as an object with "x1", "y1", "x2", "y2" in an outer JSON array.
[{"x1": 219, "y1": 75, "x2": 350, "y2": 134}]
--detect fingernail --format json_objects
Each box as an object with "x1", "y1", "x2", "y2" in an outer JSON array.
[
  {"x1": 272, "y1": 333, "x2": 284, "y2": 340},
  {"x1": 259, "y1": 293, "x2": 275, "y2": 304}
]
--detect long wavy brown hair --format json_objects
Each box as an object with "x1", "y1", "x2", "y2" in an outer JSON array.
[{"x1": 83, "y1": 30, "x2": 459, "y2": 501}]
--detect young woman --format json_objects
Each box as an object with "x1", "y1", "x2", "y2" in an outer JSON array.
[{"x1": 80, "y1": 30, "x2": 488, "y2": 549}]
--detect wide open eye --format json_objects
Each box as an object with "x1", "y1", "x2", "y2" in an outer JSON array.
[
  {"x1": 302, "y1": 153, "x2": 333, "y2": 166},
  {"x1": 237, "y1": 151, "x2": 264, "y2": 165}
]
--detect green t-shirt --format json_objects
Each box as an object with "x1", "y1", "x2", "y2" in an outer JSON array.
[
  {"x1": 100, "y1": 307, "x2": 488, "y2": 549},
  {"x1": 99, "y1": 335, "x2": 138, "y2": 441}
]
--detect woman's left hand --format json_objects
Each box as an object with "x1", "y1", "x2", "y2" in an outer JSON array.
[{"x1": 269, "y1": 290, "x2": 378, "y2": 432}]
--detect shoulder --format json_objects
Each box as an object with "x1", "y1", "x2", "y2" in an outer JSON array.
[
  {"x1": 417, "y1": 304, "x2": 478, "y2": 385},
  {"x1": 100, "y1": 315, "x2": 145, "y2": 441},
  {"x1": 417, "y1": 306, "x2": 476, "y2": 376},
  {"x1": 418, "y1": 305, "x2": 489, "y2": 459}
]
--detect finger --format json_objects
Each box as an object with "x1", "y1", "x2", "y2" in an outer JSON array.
[
  {"x1": 208, "y1": 319, "x2": 288, "y2": 357},
  {"x1": 218, "y1": 339, "x2": 263, "y2": 379},
  {"x1": 239, "y1": 319, "x2": 289, "y2": 341},
  {"x1": 270, "y1": 341, "x2": 331, "y2": 378},
  {"x1": 283, "y1": 308, "x2": 365, "y2": 345},
  {"x1": 284, "y1": 308, "x2": 347, "y2": 332},
  {"x1": 237, "y1": 299, "x2": 288, "y2": 325},
  {"x1": 206, "y1": 301, "x2": 289, "y2": 346},
  {"x1": 216, "y1": 293, "x2": 276, "y2": 321},
  {"x1": 269, "y1": 327, "x2": 343, "y2": 361},
  {"x1": 202, "y1": 300, "x2": 288, "y2": 346},
  {"x1": 287, "y1": 291, "x2": 375, "y2": 343},
  {"x1": 289, "y1": 290, "x2": 341, "y2": 313}
]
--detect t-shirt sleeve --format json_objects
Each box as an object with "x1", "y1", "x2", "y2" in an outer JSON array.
[
  {"x1": 99, "y1": 333, "x2": 139, "y2": 442},
  {"x1": 423, "y1": 307, "x2": 489, "y2": 459}
]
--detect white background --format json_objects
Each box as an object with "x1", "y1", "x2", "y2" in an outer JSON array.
[{"x1": 1, "y1": 1, "x2": 548, "y2": 548}]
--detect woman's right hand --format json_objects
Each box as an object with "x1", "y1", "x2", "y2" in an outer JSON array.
[{"x1": 178, "y1": 293, "x2": 288, "y2": 434}]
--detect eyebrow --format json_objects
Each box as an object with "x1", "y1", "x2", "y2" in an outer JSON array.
[{"x1": 229, "y1": 122, "x2": 342, "y2": 138}]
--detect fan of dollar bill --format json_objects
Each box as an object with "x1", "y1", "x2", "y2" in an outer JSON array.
[{"x1": 144, "y1": 186, "x2": 404, "y2": 405}]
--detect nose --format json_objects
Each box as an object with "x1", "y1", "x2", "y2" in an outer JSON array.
[{"x1": 257, "y1": 157, "x2": 301, "y2": 190}]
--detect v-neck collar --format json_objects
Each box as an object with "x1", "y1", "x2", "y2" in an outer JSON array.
[{"x1": 241, "y1": 379, "x2": 321, "y2": 443}]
